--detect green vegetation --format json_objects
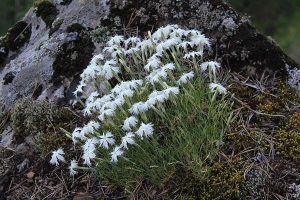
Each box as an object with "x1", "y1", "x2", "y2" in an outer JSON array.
[
  {"x1": 33, "y1": 0, "x2": 59, "y2": 28},
  {"x1": 57, "y1": 25, "x2": 234, "y2": 196},
  {"x1": 10, "y1": 98, "x2": 68, "y2": 140}
]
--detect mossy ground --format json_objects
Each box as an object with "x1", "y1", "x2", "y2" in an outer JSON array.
[{"x1": 2, "y1": 72, "x2": 300, "y2": 199}]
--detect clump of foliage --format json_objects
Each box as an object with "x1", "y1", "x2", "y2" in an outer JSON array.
[
  {"x1": 34, "y1": 0, "x2": 58, "y2": 28},
  {"x1": 52, "y1": 24, "x2": 233, "y2": 194},
  {"x1": 1, "y1": 20, "x2": 31, "y2": 51},
  {"x1": 10, "y1": 98, "x2": 65, "y2": 140}
]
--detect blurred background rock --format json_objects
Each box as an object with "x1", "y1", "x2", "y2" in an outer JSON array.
[{"x1": 0, "y1": 0, "x2": 299, "y2": 63}]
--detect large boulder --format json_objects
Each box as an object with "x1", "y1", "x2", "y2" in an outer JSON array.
[{"x1": 0, "y1": 0, "x2": 299, "y2": 109}]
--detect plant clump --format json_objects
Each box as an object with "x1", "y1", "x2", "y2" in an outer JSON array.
[
  {"x1": 34, "y1": 0, "x2": 59, "y2": 28},
  {"x1": 49, "y1": 18, "x2": 63, "y2": 36},
  {"x1": 3, "y1": 71, "x2": 15, "y2": 85},
  {"x1": 10, "y1": 98, "x2": 67, "y2": 142},
  {"x1": 1, "y1": 20, "x2": 31, "y2": 51},
  {"x1": 53, "y1": 24, "x2": 233, "y2": 196},
  {"x1": 51, "y1": 23, "x2": 95, "y2": 82}
]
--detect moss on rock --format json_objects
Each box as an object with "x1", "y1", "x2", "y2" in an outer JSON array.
[
  {"x1": 49, "y1": 18, "x2": 63, "y2": 36},
  {"x1": 34, "y1": 0, "x2": 59, "y2": 28},
  {"x1": 10, "y1": 98, "x2": 65, "y2": 142},
  {"x1": 3, "y1": 71, "x2": 15, "y2": 85},
  {"x1": 2, "y1": 20, "x2": 31, "y2": 51},
  {"x1": 51, "y1": 23, "x2": 95, "y2": 82},
  {"x1": 0, "y1": 39, "x2": 9, "y2": 65}
]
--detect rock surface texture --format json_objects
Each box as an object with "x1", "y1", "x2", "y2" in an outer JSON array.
[{"x1": 0, "y1": 0, "x2": 299, "y2": 109}]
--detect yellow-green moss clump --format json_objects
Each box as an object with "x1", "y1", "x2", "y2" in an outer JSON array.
[
  {"x1": 10, "y1": 97, "x2": 82, "y2": 157},
  {"x1": 10, "y1": 98, "x2": 69, "y2": 141},
  {"x1": 275, "y1": 112, "x2": 300, "y2": 159},
  {"x1": 177, "y1": 158, "x2": 246, "y2": 199}
]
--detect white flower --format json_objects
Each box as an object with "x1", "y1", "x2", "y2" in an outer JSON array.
[
  {"x1": 112, "y1": 97, "x2": 125, "y2": 107},
  {"x1": 200, "y1": 61, "x2": 221, "y2": 73},
  {"x1": 99, "y1": 132, "x2": 115, "y2": 149},
  {"x1": 147, "y1": 90, "x2": 168, "y2": 105},
  {"x1": 73, "y1": 80, "x2": 86, "y2": 96},
  {"x1": 85, "y1": 91, "x2": 99, "y2": 105},
  {"x1": 146, "y1": 69, "x2": 168, "y2": 85},
  {"x1": 107, "y1": 35, "x2": 124, "y2": 46},
  {"x1": 125, "y1": 47, "x2": 140, "y2": 55},
  {"x1": 122, "y1": 116, "x2": 138, "y2": 131},
  {"x1": 69, "y1": 160, "x2": 78, "y2": 176},
  {"x1": 129, "y1": 102, "x2": 149, "y2": 114},
  {"x1": 81, "y1": 65, "x2": 97, "y2": 79},
  {"x1": 81, "y1": 120, "x2": 100, "y2": 135},
  {"x1": 209, "y1": 83, "x2": 227, "y2": 94},
  {"x1": 135, "y1": 123, "x2": 154, "y2": 139},
  {"x1": 191, "y1": 34, "x2": 210, "y2": 49},
  {"x1": 90, "y1": 54, "x2": 104, "y2": 65},
  {"x1": 110, "y1": 146, "x2": 124, "y2": 162},
  {"x1": 169, "y1": 28, "x2": 188, "y2": 38},
  {"x1": 162, "y1": 63, "x2": 175, "y2": 71},
  {"x1": 124, "y1": 36, "x2": 141, "y2": 48},
  {"x1": 163, "y1": 86, "x2": 179, "y2": 96},
  {"x1": 177, "y1": 41, "x2": 190, "y2": 50},
  {"x1": 98, "y1": 109, "x2": 115, "y2": 121},
  {"x1": 152, "y1": 24, "x2": 178, "y2": 40},
  {"x1": 137, "y1": 39, "x2": 153, "y2": 52},
  {"x1": 121, "y1": 132, "x2": 136, "y2": 149},
  {"x1": 72, "y1": 127, "x2": 85, "y2": 144},
  {"x1": 50, "y1": 148, "x2": 65, "y2": 166},
  {"x1": 183, "y1": 51, "x2": 203, "y2": 59},
  {"x1": 144, "y1": 54, "x2": 161, "y2": 71},
  {"x1": 82, "y1": 138, "x2": 98, "y2": 166},
  {"x1": 100, "y1": 60, "x2": 120, "y2": 80},
  {"x1": 128, "y1": 80, "x2": 143, "y2": 90},
  {"x1": 177, "y1": 71, "x2": 194, "y2": 85},
  {"x1": 103, "y1": 44, "x2": 124, "y2": 59},
  {"x1": 118, "y1": 89, "x2": 134, "y2": 98},
  {"x1": 156, "y1": 38, "x2": 181, "y2": 55}
]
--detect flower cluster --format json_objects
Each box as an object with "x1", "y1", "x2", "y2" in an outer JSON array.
[{"x1": 50, "y1": 24, "x2": 227, "y2": 175}]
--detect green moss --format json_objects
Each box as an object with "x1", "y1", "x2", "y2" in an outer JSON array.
[
  {"x1": 278, "y1": 81, "x2": 300, "y2": 103},
  {"x1": 34, "y1": 107, "x2": 75, "y2": 157},
  {"x1": 0, "y1": 39, "x2": 9, "y2": 65},
  {"x1": 3, "y1": 71, "x2": 15, "y2": 85},
  {"x1": 176, "y1": 158, "x2": 246, "y2": 199},
  {"x1": 59, "y1": 0, "x2": 72, "y2": 5},
  {"x1": 66, "y1": 23, "x2": 85, "y2": 33},
  {"x1": 276, "y1": 129, "x2": 300, "y2": 159},
  {"x1": 3, "y1": 20, "x2": 31, "y2": 51},
  {"x1": 34, "y1": 0, "x2": 59, "y2": 28},
  {"x1": 49, "y1": 18, "x2": 63, "y2": 36},
  {"x1": 51, "y1": 23, "x2": 95, "y2": 82},
  {"x1": 10, "y1": 98, "x2": 65, "y2": 142}
]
